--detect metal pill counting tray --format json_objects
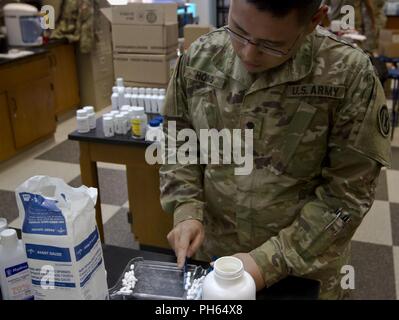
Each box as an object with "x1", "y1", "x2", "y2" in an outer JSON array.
[{"x1": 109, "y1": 257, "x2": 207, "y2": 300}]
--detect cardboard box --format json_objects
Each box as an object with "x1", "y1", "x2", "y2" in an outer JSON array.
[
  {"x1": 184, "y1": 24, "x2": 214, "y2": 50},
  {"x1": 380, "y1": 29, "x2": 399, "y2": 44},
  {"x1": 125, "y1": 81, "x2": 168, "y2": 89},
  {"x1": 379, "y1": 41, "x2": 399, "y2": 57},
  {"x1": 113, "y1": 52, "x2": 177, "y2": 85},
  {"x1": 105, "y1": 2, "x2": 177, "y2": 26},
  {"x1": 112, "y1": 23, "x2": 178, "y2": 54}
]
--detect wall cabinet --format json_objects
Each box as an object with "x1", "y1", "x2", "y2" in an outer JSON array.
[
  {"x1": 0, "y1": 41, "x2": 81, "y2": 162},
  {"x1": 7, "y1": 76, "x2": 55, "y2": 149},
  {"x1": 0, "y1": 91, "x2": 16, "y2": 161},
  {"x1": 48, "y1": 44, "x2": 80, "y2": 116},
  {"x1": 0, "y1": 53, "x2": 56, "y2": 162}
]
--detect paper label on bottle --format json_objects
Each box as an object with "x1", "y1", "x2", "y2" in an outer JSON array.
[{"x1": 132, "y1": 119, "x2": 144, "y2": 138}]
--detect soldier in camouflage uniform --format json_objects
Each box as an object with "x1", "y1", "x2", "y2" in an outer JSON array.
[
  {"x1": 363, "y1": 0, "x2": 387, "y2": 52},
  {"x1": 322, "y1": 0, "x2": 375, "y2": 31},
  {"x1": 50, "y1": 0, "x2": 95, "y2": 53},
  {"x1": 159, "y1": 0, "x2": 391, "y2": 299}
]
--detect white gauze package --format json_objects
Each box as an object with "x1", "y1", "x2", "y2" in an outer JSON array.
[{"x1": 15, "y1": 176, "x2": 108, "y2": 300}]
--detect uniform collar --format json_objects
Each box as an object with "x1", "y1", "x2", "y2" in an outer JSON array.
[{"x1": 212, "y1": 29, "x2": 315, "y2": 92}]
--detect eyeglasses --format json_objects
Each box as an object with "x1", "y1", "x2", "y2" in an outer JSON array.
[{"x1": 224, "y1": 26, "x2": 302, "y2": 57}]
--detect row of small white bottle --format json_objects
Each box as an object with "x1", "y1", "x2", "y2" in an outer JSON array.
[
  {"x1": 76, "y1": 106, "x2": 96, "y2": 133},
  {"x1": 102, "y1": 106, "x2": 148, "y2": 139},
  {"x1": 102, "y1": 106, "x2": 164, "y2": 142},
  {"x1": 111, "y1": 86, "x2": 166, "y2": 114}
]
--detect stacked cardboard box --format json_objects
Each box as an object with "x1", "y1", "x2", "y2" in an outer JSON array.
[
  {"x1": 102, "y1": 2, "x2": 178, "y2": 87},
  {"x1": 184, "y1": 24, "x2": 215, "y2": 50},
  {"x1": 379, "y1": 29, "x2": 399, "y2": 57}
]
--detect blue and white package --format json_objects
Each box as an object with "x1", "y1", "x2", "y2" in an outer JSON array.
[{"x1": 15, "y1": 176, "x2": 108, "y2": 300}]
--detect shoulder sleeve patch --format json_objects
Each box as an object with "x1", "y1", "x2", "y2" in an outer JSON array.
[
  {"x1": 351, "y1": 77, "x2": 392, "y2": 167},
  {"x1": 378, "y1": 105, "x2": 391, "y2": 138}
]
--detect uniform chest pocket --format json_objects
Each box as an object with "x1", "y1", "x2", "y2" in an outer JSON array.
[{"x1": 268, "y1": 101, "x2": 327, "y2": 179}]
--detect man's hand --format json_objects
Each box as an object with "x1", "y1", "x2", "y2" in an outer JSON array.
[
  {"x1": 167, "y1": 219, "x2": 205, "y2": 268},
  {"x1": 233, "y1": 253, "x2": 266, "y2": 291}
]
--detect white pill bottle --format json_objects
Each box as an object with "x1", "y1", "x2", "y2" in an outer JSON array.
[
  {"x1": 202, "y1": 256, "x2": 256, "y2": 300},
  {"x1": 0, "y1": 229, "x2": 34, "y2": 300}
]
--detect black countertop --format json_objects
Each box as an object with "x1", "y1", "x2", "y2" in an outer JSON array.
[
  {"x1": 69, "y1": 117, "x2": 152, "y2": 147},
  {"x1": 102, "y1": 245, "x2": 320, "y2": 300},
  {"x1": 0, "y1": 38, "x2": 69, "y2": 66}
]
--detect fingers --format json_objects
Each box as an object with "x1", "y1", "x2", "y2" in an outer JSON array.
[
  {"x1": 187, "y1": 230, "x2": 204, "y2": 258},
  {"x1": 167, "y1": 220, "x2": 204, "y2": 268},
  {"x1": 167, "y1": 230, "x2": 175, "y2": 250},
  {"x1": 168, "y1": 229, "x2": 189, "y2": 268},
  {"x1": 176, "y1": 231, "x2": 190, "y2": 268}
]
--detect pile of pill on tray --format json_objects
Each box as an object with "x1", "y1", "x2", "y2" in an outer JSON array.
[
  {"x1": 185, "y1": 274, "x2": 206, "y2": 300},
  {"x1": 117, "y1": 265, "x2": 138, "y2": 295}
]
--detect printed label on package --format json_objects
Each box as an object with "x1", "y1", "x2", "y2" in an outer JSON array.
[{"x1": 19, "y1": 192, "x2": 67, "y2": 236}]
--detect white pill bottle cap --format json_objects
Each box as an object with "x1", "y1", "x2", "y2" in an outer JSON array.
[
  {"x1": 131, "y1": 106, "x2": 145, "y2": 117},
  {"x1": 0, "y1": 229, "x2": 18, "y2": 248},
  {"x1": 76, "y1": 109, "x2": 88, "y2": 118}
]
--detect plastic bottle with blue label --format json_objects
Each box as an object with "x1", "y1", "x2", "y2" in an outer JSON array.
[
  {"x1": 0, "y1": 229, "x2": 34, "y2": 300},
  {"x1": 0, "y1": 218, "x2": 8, "y2": 298}
]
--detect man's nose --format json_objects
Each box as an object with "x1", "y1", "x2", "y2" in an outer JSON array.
[{"x1": 241, "y1": 42, "x2": 261, "y2": 62}]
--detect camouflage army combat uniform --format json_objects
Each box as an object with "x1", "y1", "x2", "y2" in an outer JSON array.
[
  {"x1": 51, "y1": 0, "x2": 95, "y2": 53},
  {"x1": 159, "y1": 26, "x2": 392, "y2": 299},
  {"x1": 363, "y1": 0, "x2": 387, "y2": 51}
]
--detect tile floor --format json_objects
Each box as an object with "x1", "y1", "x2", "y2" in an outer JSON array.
[{"x1": 1, "y1": 106, "x2": 399, "y2": 300}]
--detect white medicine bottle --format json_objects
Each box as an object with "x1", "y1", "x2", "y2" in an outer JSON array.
[
  {"x1": 0, "y1": 218, "x2": 7, "y2": 244},
  {"x1": 83, "y1": 106, "x2": 96, "y2": 130},
  {"x1": 76, "y1": 109, "x2": 90, "y2": 133},
  {"x1": 131, "y1": 87, "x2": 139, "y2": 106},
  {"x1": 0, "y1": 218, "x2": 7, "y2": 233},
  {"x1": 0, "y1": 229, "x2": 34, "y2": 300},
  {"x1": 124, "y1": 87, "x2": 132, "y2": 106},
  {"x1": 202, "y1": 256, "x2": 256, "y2": 300},
  {"x1": 144, "y1": 88, "x2": 153, "y2": 113},
  {"x1": 116, "y1": 77, "x2": 124, "y2": 87},
  {"x1": 138, "y1": 88, "x2": 146, "y2": 109},
  {"x1": 118, "y1": 87, "x2": 125, "y2": 110},
  {"x1": 145, "y1": 119, "x2": 163, "y2": 142},
  {"x1": 111, "y1": 87, "x2": 119, "y2": 111},
  {"x1": 0, "y1": 218, "x2": 7, "y2": 297},
  {"x1": 154, "y1": 116, "x2": 164, "y2": 130}
]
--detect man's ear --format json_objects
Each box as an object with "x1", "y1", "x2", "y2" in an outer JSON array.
[{"x1": 305, "y1": 5, "x2": 329, "y2": 34}]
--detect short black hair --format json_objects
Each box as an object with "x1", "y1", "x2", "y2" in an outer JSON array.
[{"x1": 246, "y1": 0, "x2": 322, "y2": 20}]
